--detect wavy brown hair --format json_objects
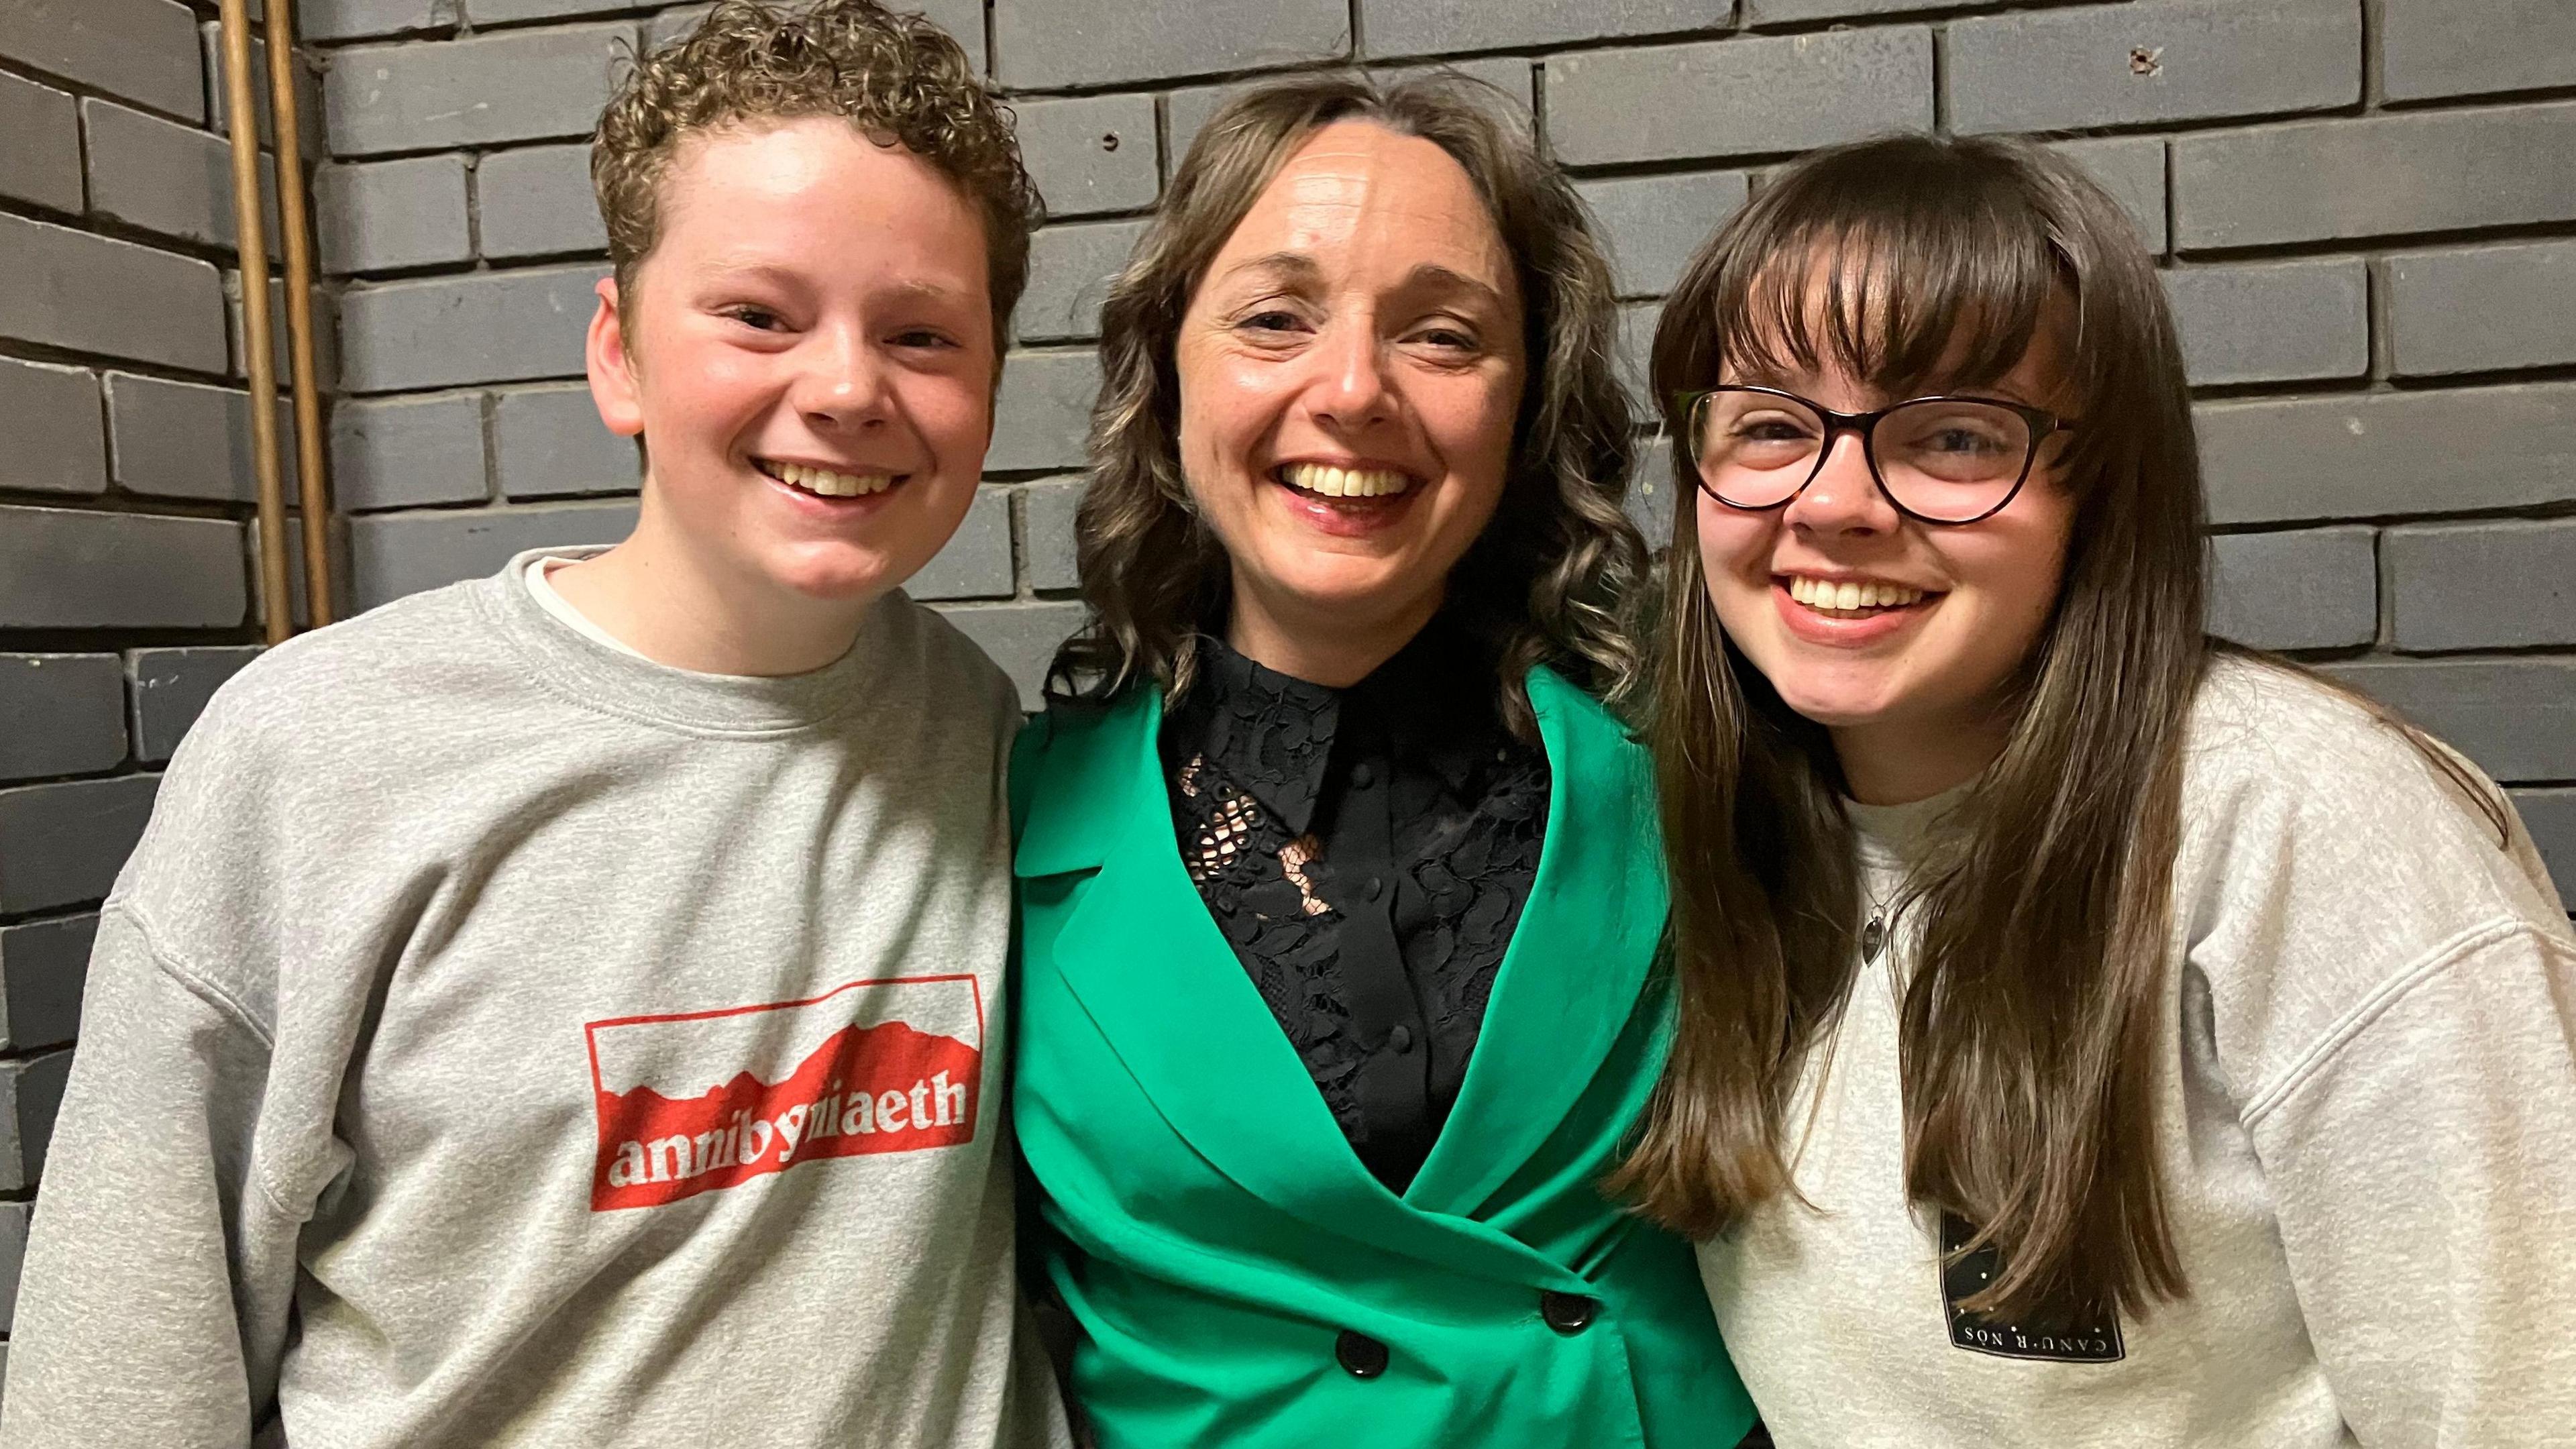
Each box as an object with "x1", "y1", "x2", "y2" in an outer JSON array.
[
  {"x1": 1044, "y1": 72, "x2": 1644, "y2": 731},
  {"x1": 593, "y1": 0, "x2": 1041, "y2": 358}
]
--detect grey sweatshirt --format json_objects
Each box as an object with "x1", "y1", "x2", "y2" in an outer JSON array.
[
  {"x1": 1698, "y1": 657, "x2": 2576, "y2": 1448},
  {"x1": 0, "y1": 550, "x2": 1070, "y2": 1449}
]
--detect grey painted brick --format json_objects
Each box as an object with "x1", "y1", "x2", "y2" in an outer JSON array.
[
  {"x1": 1018, "y1": 219, "x2": 1145, "y2": 344},
  {"x1": 301, "y1": 0, "x2": 461, "y2": 42},
  {"x1": 0, "y1": 357, "x2": 107, "y2": 498},
  {"x1": 2382, "y1": 0, "x2": 2576, "y2": 104},
  {"x1": 1366, "y1": 1, "x2": 1723, "y2": 60},
  {"x1": 85, "y1": 97, "x2": 280, "y2": 255},
  {"x1": 1747, "y1": 0, "x2": 1966, "y2": 19},
  {"x1": 1576, "y1": 170, "x2": 1748, "y2": 300},
  {"x1": 0, "y1": 506, "x2": 248, "y2": 630},
  {"x1": 0, "y1": 774, "x2": 160, "y2": 916},
  {"x1": 318, "y1": 154, "x2": 473, "y2": 275},
  {"x1": 990, "y1": 350, "x2": 1103, "y2": 474},
  {"x1": 1615, "y1": 299, "x2": 1658, "y2": 413},
  {"x1": 2175, "y1": 103, "x2": 2576, "y2": 251},
  {"x1": 466, "y1": 0, "x2": 645, "y2": 25},
  {"x1": 2385, "y1": 520, "x2": 2576, "y2": 653},
  {"x1": 0, "y1": 1050, "x2": 72, "y2": 1193},
  {"x1": 0, "y1": 655, "x2": 127, "y2": 782},
  {"x1": 992, "y1": 0, "x2": 1346, "y2": 89},
  {"x1": 227, "y1": 270, "x2": 342, "y2": 389},
  {"x1": 347, "y1": 500, "x2": 637, "y2": 610},
  {"x1": 324, "y1": 23, "x2": 632, "y2": 158},
  {"x1": 1628, "y1": 434, "x2": 1681, "y2": 545},
  {"x1": 203, "y1": 25, "x2": 323, "y2": 150},
  {"x1": 1016, "y1": 94, "x2": 1160, "y2": 219},
  {"x1": 1166, "y1": 57, "x2": 1532, "y2": 167},
  {"x1": 2206, "y1": 527, "x2": 2377, "y2": 651},
  {"x1": 2054, "y1": 135, "x2": 2166, "y2": 254},
  {"x1": 2386, "y1": 241, "x2": 2576, "y2": 378},
  {"x1": 333, "y1": 390, "x2": 491, "y2": 510},
  {"x1": 0, "y1": 212, "x2": 228, "y2": 374},
  {"x1": 1547, "y1": 28, "x2": 1934, "y2": 168},
  {"x1": 906, "y1": 487, "x2": 1016, "y2": 601},
  {"x1": 491, "y1": 382, "x2": 637, "y2": 498},
  {"x1": 2198, "y1": 382, "x2": 2576, "y2": 526},
  {"x1": 1020, "y1": 476, "x2": 1084, "y2": 591},
  {"x1": 2329, "y1": 658, "x2": 2576, "y2": 782},
  {"x1": 0, "y1": 0, "x2": 203, "y2": 122},
  {"x1": 1, "y1": 1200, "x2": 26, "y2": 1330},
  {"x1": 476, "y1": 142, "x2": 608, "y2": 260},
  {"x1": 935, "y1": 601, "x2": 1084, "y2": 708},
  {"x1": 2163, "y1": 258, "x2": 2368, "y2": 387},
  {"x1": 0, "y1": 915, "x2": 97, "y2": 1053},
  {"x1": 644, "y1": 3, "x2": 710, "y2": 50},
  {"x1": 127, "y1": 647, "x2": 261, "y2": 763},
  {"x1": 0, "y1": 70, "x2": 82, "y2": 214},
  {"x1": 337, "y1": 263, "x2": 605, "y2": 393},
  {"x1": 105, "y1": 372, "x2": 297, "y2": 504},
  {"x1": 2515, "y1": 789, "x2": 2575, "y2": 901},
  {"x1": 1948, "y1": 0, "x2": 2357, "y2": 136}
]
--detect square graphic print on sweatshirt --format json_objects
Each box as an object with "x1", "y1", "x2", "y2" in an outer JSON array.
[{"x1": 590, "y1": 973, "x2": 984, "y2": 1210}]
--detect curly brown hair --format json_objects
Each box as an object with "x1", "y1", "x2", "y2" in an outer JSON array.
[
  {"x1": 1046, "y1": 72, "x2": 1645, "y2": 736},
  {"x1": 591, "y1": 0, "x2": 1041, "y2": 357}
]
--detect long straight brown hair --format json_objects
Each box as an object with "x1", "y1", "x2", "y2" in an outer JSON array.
[{"x1": 1613, "y1": 134, "x2": 2208, "y2": 1322}]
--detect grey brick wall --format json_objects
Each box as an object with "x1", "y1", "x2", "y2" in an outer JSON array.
[
  {"x1": 1, "y1": 1, "x2": 290, "y2": 1356},
  {"x1": 4, "y1": 0, "x2": 2573, "y2": 1382}
]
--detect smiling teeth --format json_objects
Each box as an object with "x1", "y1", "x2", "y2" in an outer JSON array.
[
  {"x1": 772, "y1": 461, "x2": 896, "y2": 498},
  {"x1": 1788, "y1": 576, "x2": 1926, "y2": 610},
  {"x1": 1284, "y1": 462, "x2": 1411, "y2": 498}
]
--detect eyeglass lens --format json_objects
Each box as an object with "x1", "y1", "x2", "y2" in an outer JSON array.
[{"x1": 1690, "y1": 390, "x2": 2033, "y2": 523}]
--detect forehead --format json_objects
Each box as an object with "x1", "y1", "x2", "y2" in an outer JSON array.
[
  {"x1": 1729, "y1": 252, "x2": 2074, "y2": 411},
  {"x1": 1207, "y1": 120, "x2": 1514, "y2": 296},
  {"x1": 651, "y1": 115, "x2": 987, "y2": 272}
]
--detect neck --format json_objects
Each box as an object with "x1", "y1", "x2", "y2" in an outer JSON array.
[
  {"x1": 1830, "y1": 708, "x2": 2010, "y2": 807},
  {"x1": 548, "y1": 494, "x2": 875, "y2": 677},
  {"x1": 1224, "y1": 572, "x2": 1442, "y2": 688}
]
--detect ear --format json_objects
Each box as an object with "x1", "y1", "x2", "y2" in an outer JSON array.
[{"x1": 587, "y1": 276, "x2": 645, "y2": 439}]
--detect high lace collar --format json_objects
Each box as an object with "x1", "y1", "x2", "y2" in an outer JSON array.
[{"x1": 1166, "y1": 623, "x2": 1503, "y2": 836}]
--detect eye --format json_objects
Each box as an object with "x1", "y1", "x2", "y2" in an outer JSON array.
[
  {"x1": 890, "y1": 327, "x2": 959, "y2": 350},
  {"x1": 1238, "y1": 309, "x2": 1302, "y2": 333},
  {"x1": 1413, "y1": 325, "x2": 1479, "y2": 352},
  {"x1": 723, "y1": 305, "x2": 790, "y2": 333}
]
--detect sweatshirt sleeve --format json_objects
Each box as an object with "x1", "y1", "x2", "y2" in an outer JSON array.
[
  {"x1": 2246, "y1": 918, "x2": 2576, "y2": 1448},
  {"x1": 0, "y1": 906, "x2": 311, "y2": 1449}
]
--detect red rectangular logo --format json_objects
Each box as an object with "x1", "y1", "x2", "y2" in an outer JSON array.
[{"x1": 583, "y1": 975, "x2": 984, "y2": 1212}]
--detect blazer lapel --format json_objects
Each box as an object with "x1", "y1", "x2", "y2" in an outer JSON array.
[
  {"x1": 1023, "y1": 690, "x2": 1562, "y2": 1287},
  {"x1": 1403, "y1": 667, "x2": 1670, "y2": 1216}
]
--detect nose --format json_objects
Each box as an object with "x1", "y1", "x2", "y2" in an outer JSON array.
[
  {"x1": 790, "y1": 323, "x2": 891, "y2": 431},
  {"x1": 1781, "y1": 429, "x2": 1896, "y2": 535},
  {"x1": 1304, "y1": 317, "x2": 1395, "y2": 430}
]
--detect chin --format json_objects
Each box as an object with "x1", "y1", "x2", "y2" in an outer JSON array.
[{"x1": 761, "y1": 545, "x2": 907, "y2": 603}]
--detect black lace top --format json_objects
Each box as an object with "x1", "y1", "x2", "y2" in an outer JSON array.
[{"x1": 1160, "y1": 625, "x2": 1551, "y2": 1191}]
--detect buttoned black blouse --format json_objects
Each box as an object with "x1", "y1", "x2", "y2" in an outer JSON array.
[{"x1": 1159, "y1": 625, "x2": 1551, "y2": 1191}]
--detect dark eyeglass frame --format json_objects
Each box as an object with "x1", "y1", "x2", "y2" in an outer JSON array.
[{"x1": 1674, "y1": 384, "x2": 2077, "y2": 527}]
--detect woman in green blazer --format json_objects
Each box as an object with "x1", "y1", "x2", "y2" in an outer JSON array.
[{"x1": 1012, "y1": 74, "x2": 1758, "y2": 1448}]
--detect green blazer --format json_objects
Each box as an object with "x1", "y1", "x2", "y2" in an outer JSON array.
[{"x1": 1010, "y1": 665, "x2": 1755, "y2": 1448}]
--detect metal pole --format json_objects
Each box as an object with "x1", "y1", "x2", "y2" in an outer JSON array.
[
  {"x1": 215, "y1": 0, "x2": 292, "y2": 645},
  {"x1": 264, "y1": 0, "x2": 334, "y2": 627}
]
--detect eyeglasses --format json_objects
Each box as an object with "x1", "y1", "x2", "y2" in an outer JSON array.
[{"x1": 1677, "y1": 385, "x2": 2074, "y2": 526}]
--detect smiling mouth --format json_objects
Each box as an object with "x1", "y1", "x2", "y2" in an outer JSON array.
[
  {"x1": 1782, "y1": 574, "x2": 1934, "y2": 618},
  {"x1": 755, "y1": 458, "x2": 904, "y2": 498},
  {"x1": 1273, "y1": 462, "x2": 1416, "y2": 502}
]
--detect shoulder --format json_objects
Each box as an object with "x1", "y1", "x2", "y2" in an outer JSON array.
[
  {"x1": 1010, "y1": 691, "x2": 1152, "y2": 867},
  {"x1": 2175, "y1": 654, "x2": 2571, "y2": 1073},
  {"x1": 874, "y1": 594, "x2": 1022, "y2": 736}
]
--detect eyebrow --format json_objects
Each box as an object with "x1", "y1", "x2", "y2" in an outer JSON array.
[{"x1": 1214, "y1": 253, "x2": 1507, "y2": 313}]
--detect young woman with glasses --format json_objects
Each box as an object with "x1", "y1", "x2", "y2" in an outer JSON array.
[{"x1": 1617, "y1": 133, "x2": 2576, "y2": 1446}]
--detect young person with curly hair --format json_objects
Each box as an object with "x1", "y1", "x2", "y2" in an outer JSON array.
[{"x1": 2, "y1": 6, "x2": 1067, "y2": 1446}]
